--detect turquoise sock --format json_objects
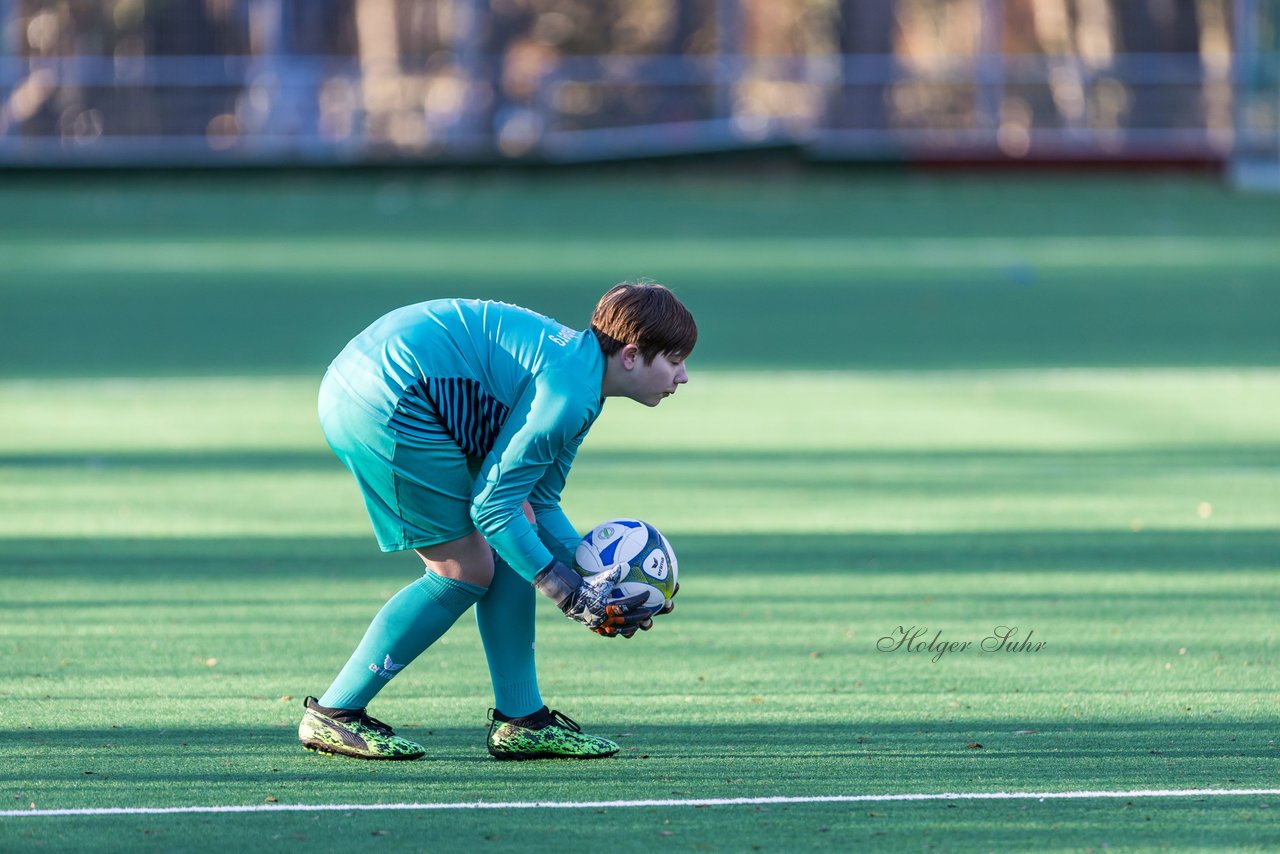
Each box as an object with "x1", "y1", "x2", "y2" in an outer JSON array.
[
  {"x1": 319, "y1": 571, "x2": 486, "y2": 710},
  {"x1": 476, "y1": 554, "x2": 543, "y2": 717}
]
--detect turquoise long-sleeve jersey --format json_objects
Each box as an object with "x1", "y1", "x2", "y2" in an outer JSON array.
[{"x1": 325, "y1": 299, "x2": 605, "y2": 580}]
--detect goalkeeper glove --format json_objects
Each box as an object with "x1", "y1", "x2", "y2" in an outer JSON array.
[
  {"x1": 593, "y1": 578, "x2": 675, "y2": 637},
  {"x1": 532, "y1": 561, "x2": 653, "y2": 637},
  {"x1": 627, "y1": 581, "x2": 680, "y2": 637}
]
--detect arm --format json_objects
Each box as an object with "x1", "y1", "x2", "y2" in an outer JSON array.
[
  {"x1": 469, "y1": 377, "x2": 579, "y2": 581},
  {"x1": 470, "y1": 377, "x2": 650, "y2": 636},
  {"x1": 526, "y1": 438, "x2": 669, "y2": 636},
  {"x1": 529, "y1": 433, "x2": 586, "y2": 566},
  {"x1": 533, "y1": 505, "x2": 581, "y2": 567}
]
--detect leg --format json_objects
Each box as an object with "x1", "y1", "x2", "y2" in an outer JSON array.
[
  {"x1": 476, "y1": 550, "x2": 543, "y2": 718},
  {"x1": 474, "y1": 504, "x2": 618, "y2": 761},
  {"x1": 314, "y1": 380, "x2": 487, "y2": 713},
  {"x1": 310, "y1": 531, "x2": 498, "y2": 712},
  {"x1": 300, "y1": 542, "x2": 488, "y2": 760},
  {"x1": 303, "y1": 378, "x2": 490, "y2": 759},
  {"x1": 317, "y1": 536, "x2": 491, "y2": 711},
  {"x1": 414, "y1": 529, "x2": 495, "y2": 587},
  {"x1": 475, "y1": 501, "x2": 542, "y2": 717}
]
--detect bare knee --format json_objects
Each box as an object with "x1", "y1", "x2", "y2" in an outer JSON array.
[
  {"x1": 415, "y1": 505, "x2": 533, "y2": 587},
  {"x1": 415, "y1": 531, "x2": 494, "y2": 587}
]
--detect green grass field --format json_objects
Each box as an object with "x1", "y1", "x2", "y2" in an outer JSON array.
[{"x1": 1, "y1": 169, "x2": 1278, "y2": 851}]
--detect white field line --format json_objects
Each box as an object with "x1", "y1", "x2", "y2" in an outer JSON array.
[{"x1": 3, "y1": 788, "x2": 1278, "y2": 818}]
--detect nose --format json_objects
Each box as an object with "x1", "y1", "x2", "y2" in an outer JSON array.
[{"x1": 675, "y1": 364, "x2": 689, "y2": 385}]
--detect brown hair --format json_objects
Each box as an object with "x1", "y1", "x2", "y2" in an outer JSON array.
[{"x1": 590, "y1": 282, "x2": 697, "y2": 363}]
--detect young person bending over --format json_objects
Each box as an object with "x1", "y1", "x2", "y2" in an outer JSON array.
[{"x1": 297, "y1": 283, "x2": 695, "y2": 760}]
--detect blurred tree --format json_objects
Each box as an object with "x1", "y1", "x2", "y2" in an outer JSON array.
[
  {"x1": 141, "y1": 0, "x2": 249, "y2": 55},
  {"x1": 354, "y1": 0, "x2": 401, "y2": 146},
  {"x1": 828, "y1": 0, "x2": 894, "y2": 132},
  {"x1": 1113, "y1": 0, "x2": 1203, "y2": 131},
  {"x1": 267, "y1": 0, "x2": 357, "y2": 144},
  {"x1": 138, "y1": 0, "x2": 248, "y2": 137},
  {"x1": 671, "y1": 0, "x2": 711, "y2": 53},
  {"x1": 282, "y1": 0, "x2": 357, "y2": 54}
]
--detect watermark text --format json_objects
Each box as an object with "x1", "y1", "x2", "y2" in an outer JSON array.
[{"x1": 877, "y1": 625, "x2": 1046, "y2": 663}]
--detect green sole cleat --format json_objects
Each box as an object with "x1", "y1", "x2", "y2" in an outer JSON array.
[
  {"x1": 298, "y1": 696, "x2": 425, "y2": 760},
  {"x1": 486, "y1": 706, "x2": 619, "y2": 760}
]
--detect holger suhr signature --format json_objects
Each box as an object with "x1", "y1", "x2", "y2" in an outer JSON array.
[{"x1": 877, "y1": 625, "x2": 1046, "y2": 663}]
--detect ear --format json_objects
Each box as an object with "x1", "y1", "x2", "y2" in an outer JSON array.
[{"x1": 620, "y1": 343, "x2": 641, "y2": 370}]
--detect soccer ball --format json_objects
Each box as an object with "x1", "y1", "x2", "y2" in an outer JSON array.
[{"x1": 575, "y1": 518, "x2": 678, "y2": 613}]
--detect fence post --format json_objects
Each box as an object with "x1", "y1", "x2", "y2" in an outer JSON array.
[
  {"x1": 0, "y1": 0, "x2": 17, "y2": 140},
  {"x1": 977, "y1": 0, "x2": 1004, "y2": 142},
  {"x1": 714, "y1": 0, "x2": 741, "y2": 123}
]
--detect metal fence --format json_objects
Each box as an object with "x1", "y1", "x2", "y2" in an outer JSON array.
[{"x1": 0, "y1": 3, "x2": 1276, "y2": 169}]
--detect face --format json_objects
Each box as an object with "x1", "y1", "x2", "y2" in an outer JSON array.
[{"x1": 623, "y1": 349, "x2": 689, "y2": 407}]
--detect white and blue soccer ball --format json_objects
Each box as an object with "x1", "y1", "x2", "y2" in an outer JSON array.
[{"x1": 575, "y1": 518, "x2": 678, "y2": 612}]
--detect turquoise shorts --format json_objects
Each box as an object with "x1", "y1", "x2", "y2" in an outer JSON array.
[{"x1": 318, "y1": 374, "x2": 477, "y2": 552}]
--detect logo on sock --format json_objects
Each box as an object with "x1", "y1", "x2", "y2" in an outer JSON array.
[{"x1": 368, "y1": 654, "x2": 406, "y2": 680}]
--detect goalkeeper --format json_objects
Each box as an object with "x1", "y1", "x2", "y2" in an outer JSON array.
[{"x1": 297, "y1": 283, "x2": 696, "y2": 761}]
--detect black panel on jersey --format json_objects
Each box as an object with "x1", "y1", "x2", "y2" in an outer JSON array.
[{"x1": 417, "y1": 377, "x2": 512, "y2": 459}]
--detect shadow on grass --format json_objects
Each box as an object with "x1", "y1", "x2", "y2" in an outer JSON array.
[
  {"x1": 0, "y1": 450, "x2": 338, "y2": 472},
  {"x1": 4, "y1": 172, "x2": 1280, "y2": 379},
  {"x1": 3, "y1": 265, "x2": 1280, "y2": 377},
  {"x1": 2, "y1": 444, "x2": 1277, "y2": 475},
  {"x1": 2, "y1": 717, "x2": 1275, "y2": 814},
  {"x1": 1, "y1": 527, "x2": 1276, "y2": 580}
]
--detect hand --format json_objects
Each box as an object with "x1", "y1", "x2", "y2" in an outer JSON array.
[
  {"x1": 532, "y1": 561, "x2": 653, "y2": 637},
  {"x1": 617, "y1": 581, "x2": 680, "y2": 639}
]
